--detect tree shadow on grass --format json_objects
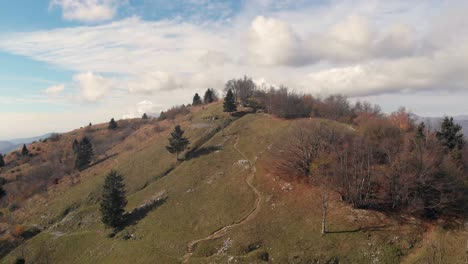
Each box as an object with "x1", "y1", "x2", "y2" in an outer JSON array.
[
  {"x1": 326, "y1": 225, "x2": 394, "y2": 234},
  {"x1": 185, "y1": 146, "x2": 221, "y2": 160},
  {"x1": 122, "y1": 196, "x2": 168, "y2": 227}
]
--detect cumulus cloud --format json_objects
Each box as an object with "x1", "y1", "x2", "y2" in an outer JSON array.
[
  {"x1": 44, "y1": 84, "x2": 65, "y2": 95},
  {"x1": 50, "y1": 0, "x2": 122, "y2": 22},
  {"x1": 0, "y1": 0, "x2": 466, "y2": 106},
  {"x1": 247, "y1": 14, "x2": 416, "y2": 66},
  {"x1": 305, "y1": 44, "x2": 468, "y2": 96},
  {"x1": 247, "y1": 16, "x2": 301, "y2": 66},
  {"x1": 73, "y1": 72, "x2": 114, "y2": 101}
]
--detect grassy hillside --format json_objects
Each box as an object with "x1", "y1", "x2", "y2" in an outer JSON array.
[{"x1": 1, "y1": 103, "x2": 466, "y2": 263}]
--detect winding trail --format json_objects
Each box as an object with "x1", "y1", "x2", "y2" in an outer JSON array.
[
  {"x1": 181, "y1": 135, "x2": 263, "y2": 263},
  {"x1": 401, "y1": 224, "x2": 436, "y2": 264}
]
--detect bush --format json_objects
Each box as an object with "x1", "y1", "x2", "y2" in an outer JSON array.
[
  {"x1": 258, "y1": 251, "x2": 269, "y2": 262},
  {"x1": 49, "y1": 133, "x2": 61, "y2": 142},
  {"x1": 158, "y1": 105, "x2": 190, "y2": 121},
  {"x1": 8, "y1": 203, "x2": 19, "y2": 212},
  {"x1": 14, "y1": 257, "x2": 25, "y2": 264}
]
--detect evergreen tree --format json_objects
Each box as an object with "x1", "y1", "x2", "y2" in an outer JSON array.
[
  {"x1": 203, "y1": 88, "x2": 218, "y2": 104},
  {"x1": 108, "y1": 118, "x2": 118, "y2": 130},
  {"x1": 166, "y1": 125, "x2": 190, "y2": 161},
  {"x1": 436, "y1": 117, "x2": 465, "y2": 151},
  {"x1": 416, "y1": 122, "x2": 426, "y2": 141},
  {"x1": 0, "y1": 186, "x2": 5, "y2": 200},
  {"x1": 100, "y1": 170, "x2": 127, "y2": 229},
  {"x1": 21, "y1": 144, "x2": 29, "y2": 156},
  {"x1": 14, "y1": 257, "x2": 25, "y2": 264},
  {"x1": 223, "y1": 89, "x2": 237, "y2": 113},
  {"x1": 75, "y1": 137, "x2": 94, "y2": 171},
  {"x1": 89, "y1": 122, "x2": 92, "y2": 127},
  {"x1": 142, "y1": 113, "x2": 149, "y2": 119},
  {"x1": 72, "y1": 139, "x2": 79, "y2": 154},
  {"x1": 0, "y1": 153, "x2": 4, "y2": 167},
  {"x1": 192, "y1": 93, "x2": 202, "y2": 105}
]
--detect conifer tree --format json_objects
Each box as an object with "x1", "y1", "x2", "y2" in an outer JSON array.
[
  {"x1": 436, "y1": 117, "x2": 465, "y2": 151},
  {"x1": 0, "y1": 186, "x2": 5, "y2": 200},
  {"x1": 166, "y1": 125, "x2": 189, "y2": 161},
  {"x1": 0, "y1": 153, "x2": 4, "y2": 167},
  {"x1": 223, "y1": 89, "x2": 237, "y2": 113},
  {"x1": 108, "y1": 118, "x2": 118, "y2": 130},
  {"x1": 100, "y1": 170, "x2": 127, "y2": 229},
  {"x1": 72, "y1": 139, "x2": 79, "y2": 154},
  {"x1": 21, "y1": 144, "x2": 29, "y2": 156},
  {"x1": 416, "y1": 122, "x2": 426, "y2": 141},
  {"x1": 75, "y1": 137, "x2": 94, "y2": 171},
  {"x1": 203, "y1": 88, "x2": 217, "y2": 104},
  {"x1": 142, "y1": 113, "x2": 149, "y2": 119},
  {"x1": 192, "y1": 93, "x2": 202, "y2": 105}
]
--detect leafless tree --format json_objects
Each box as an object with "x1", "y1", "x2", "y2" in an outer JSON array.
[
  {"x1": 224, "y1": 76, "x2": 256, "y2": 105},
  {"x1": 320, "y1": 189, "x2": 330, "y2": 235}
]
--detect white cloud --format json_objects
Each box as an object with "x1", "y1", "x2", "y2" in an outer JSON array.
[
  {"x1": 0, "y1": 0, "x2": 466, "y2": 116},
  {"x1": 122, "y1": 100, "x2": 160, "y2": 119},
  {"x1": 305, "y1": 44, "x2": 468, "y2": 96},
  {"x1": 127, "y1": 71, "x2": 182, "y2": 94},
  {"x1": 44, "y1": 84, "x2": 65, "y2": 95},
  {"x1": 0, "y1": 17, "x2": 230, "y2": 74},
  {"x1": 247, "y1": 16, "x2": 300, "y2": 66},
  {"x1": 50, "y1": 0, "x2": 121, "y2": 22},
  {"x1": 73, "y1": 72, "x2": 114, "y2": 101},
  {"x1": 199, "y1": 50, "x2": 231, "y2": 68}
]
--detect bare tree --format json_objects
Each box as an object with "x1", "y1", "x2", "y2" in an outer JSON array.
[
  {"x1": 320, "y1": 189, "x2": 329, "y2": 235},
  {"x1": 224, "y1": 76, "x2": 256, "y2": 106},
  {"x1": 275, "y1": 121, "x2": 332, "y2": 178}
]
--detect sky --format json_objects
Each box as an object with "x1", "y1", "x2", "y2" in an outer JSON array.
[{"x1": 0, "y1": 0, "x2": 468, "y2": 140}]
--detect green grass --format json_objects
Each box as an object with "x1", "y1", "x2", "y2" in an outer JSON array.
[{"x1": 3, "y1": 107, "x2": 464, "y2": 264}]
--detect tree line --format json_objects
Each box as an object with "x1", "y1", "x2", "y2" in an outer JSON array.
[{"x1": 275, "y1": 113, "x2": 467, "y2": 219}]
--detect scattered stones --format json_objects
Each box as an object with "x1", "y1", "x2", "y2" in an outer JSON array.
[
  {"x1": 216, "y1": 237, "x2": 233, "y2": 255},
  {"x1": 281, "y1": 182, "x2": 293, "y2": 191},
  {"x1": 235, "y1": 159, "x2": 250, "y2": 169}
]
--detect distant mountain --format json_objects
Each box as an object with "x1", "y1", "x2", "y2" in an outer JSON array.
[
  {"x1": 0, "y1": 133, "x2": 52, "y2": 154},
  {"x1": 0, "y1": 141, "x2": 15, "y2": 154}
]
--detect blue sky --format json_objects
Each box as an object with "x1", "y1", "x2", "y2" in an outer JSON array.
[{"x1": 0, "y1": 0, "x2": 467, "y2": 139}]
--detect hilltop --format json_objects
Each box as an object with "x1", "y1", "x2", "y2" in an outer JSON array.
[{"x1": 0, "y1": 90, "x2": 467, "y2": 263}]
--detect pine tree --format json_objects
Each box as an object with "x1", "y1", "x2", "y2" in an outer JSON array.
[
  {"x1": 75, "y1": 137, "x2": 94, "y2": 171},
  {"x1": 89, "y1": 122, "x2": 92, "y2": 127},
  {"x1": 108, "y1": 118, "x2": 118, "y2": 130},
  {"x1": 142, "y1": 113, "x2": 149, "y2": 119},
  {"x1": 416, "y1": 122, "x2": 426, "y2": 141},
  {"x1": 100, "y1": 170, "x2": 127, "y2": 229},
  {"x1": 192, "y1": 93, "x2": 202, "y2": 105},
  {"x1": 166, "y1": 125, "x2": 190, "y2": 161},
  {"x1": 436, "y1": 117, "x2": 465, "y2": 151},
  {"x1": 223, "y1": 89, "x2": 237, "y2": 113},
  {"x1": 21, "y1": 144, "x2": 29, "y2": 156},
  {"x1": 0, "y1": 154, "x2": 4, "y2": 167},
  {"x1": 72, "y1": 139, "x2": 79, "y2": 154},
  {"x1": 0, "y1": 186, "x2": 5, "y2": 200},
  {"x1": 203, "y1": 88, "x2": 217, "y2": 104}
]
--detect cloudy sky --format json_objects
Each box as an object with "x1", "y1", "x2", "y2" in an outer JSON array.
[{"x1": 0, "y1": 0, "x2": 468, "y2": 139}]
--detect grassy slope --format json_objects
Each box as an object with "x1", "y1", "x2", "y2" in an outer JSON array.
[{"x1": 2, "y1": 105, "x2": 466, "y2": 263}]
